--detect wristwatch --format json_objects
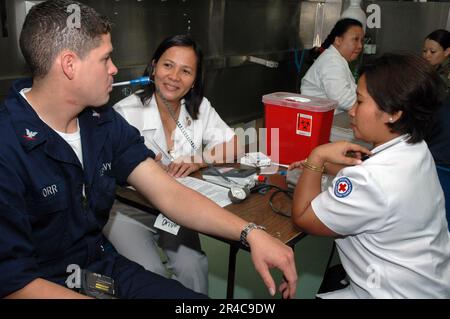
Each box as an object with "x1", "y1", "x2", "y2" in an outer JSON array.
[{"x1": 240, "y1": 222, "x2": 266, "y2": 247}]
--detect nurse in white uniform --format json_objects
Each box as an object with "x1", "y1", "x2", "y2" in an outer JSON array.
[
  {"x1": 103, "y1": 35, "x2": 238, "y2": 295},
  {"x1": 300, "y1": 18, "x2": 364, "y2": 113},
  {"x1": 291, "y1": 53, "x2": 450, "y2": 298}
]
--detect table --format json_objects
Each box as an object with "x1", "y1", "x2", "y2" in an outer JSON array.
[{"x1": 115, "y1": 167, "x2": 306, "y2": 298}]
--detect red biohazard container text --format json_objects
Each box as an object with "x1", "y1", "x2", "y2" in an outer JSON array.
[{"x1": 263, "y1": 92, "x2": 337, "y2": 165}]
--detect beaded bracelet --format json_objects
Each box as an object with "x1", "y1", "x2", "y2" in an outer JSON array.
[{"x1": 302, "y1": 158, "x2": 325, "y2": 173}]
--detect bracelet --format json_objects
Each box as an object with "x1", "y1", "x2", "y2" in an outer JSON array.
[
  {"x1": 240, "y1": 222, "x2": 266, "y2": 247},
  {"x1": 302, "y1": 158, "x2": 325, "y2": 173}
]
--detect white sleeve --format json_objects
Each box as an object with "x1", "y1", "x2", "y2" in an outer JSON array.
[
  {"x1": 311, "y1": 166, "x2": 389, "y2": 236},
  {"x1": 198, "y1": 98, "x2": 235, "y2": 149},
  {"x1": 112, "y1": 98, "x2": 127, "y2": 119},
  {"x1": 112, "y1": 94, "x2": 144, "y2": 132},
  {"x1": 319, "y1": 58, "x2": 357, "y2": 111}
]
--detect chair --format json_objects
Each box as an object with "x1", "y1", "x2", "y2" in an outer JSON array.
[{"x1": 436, "y1": 165, "x2": 450, "y2": 231}]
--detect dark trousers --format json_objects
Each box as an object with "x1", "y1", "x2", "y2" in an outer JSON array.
[
  {"x1": 316, "y1": 242, "x2": 349, "y2": 297},
  {"x1": 101, "y1": 241, "x2": 206, "y2": 299},
  {"x1": 317, "y1": 264, "x2": 348, "y2": 295},
  {"x1": 53, "y1": 240, "x2": 206, "y2": 299}
]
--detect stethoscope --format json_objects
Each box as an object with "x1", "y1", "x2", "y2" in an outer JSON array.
[{"x1": 156, "y1": 88, "x2": 252, "y2": 204}]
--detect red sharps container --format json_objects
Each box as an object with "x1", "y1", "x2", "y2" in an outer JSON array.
[{"x1": 263, "y1": 92, "x2": 337, "y2": 165}]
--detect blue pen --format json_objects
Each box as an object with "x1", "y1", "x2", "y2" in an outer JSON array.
[{"x1": 112, "y1": 76, "x2": 152, "y2": 87}]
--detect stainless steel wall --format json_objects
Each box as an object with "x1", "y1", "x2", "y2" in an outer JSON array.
[
  {"x1": 363, "y1": 0, "x2": 450, "y2": 57},
  {"x1": 1, "y1": 0, "x2": 449, "y2": 124},
  {"x1": 299, "y1": 0, "x2": 342, "y2": 49},
  {"x1": 204, "y1": 0, "x2": 301, "y2": 123},
  {"x1": 0, "y1": 0, "x2": 302, "y2": 124}
]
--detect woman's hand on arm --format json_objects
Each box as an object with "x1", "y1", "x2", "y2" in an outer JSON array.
[
  {"x1": 288, "y1": 140, "x2": 370, "y2": 175},
  {"x1": 310, "y1": 141, "x2": 371, "y2": 167},
  {"x1": 291, "y1": 141, "x2": 370, "y2": 236}
]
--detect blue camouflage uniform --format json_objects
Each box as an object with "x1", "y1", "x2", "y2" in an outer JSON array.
[{"x1": 0, "y1": 79, "x2": 204, "y2": 299}]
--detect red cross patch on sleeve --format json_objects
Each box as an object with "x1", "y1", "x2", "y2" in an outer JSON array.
[{"x1": 334, "y1": 177, "x2": 353, "y2": 198}]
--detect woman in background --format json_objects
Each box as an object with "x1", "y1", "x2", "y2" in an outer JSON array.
[
  {"x1": 423, "y1": 29, "x2": 450, "y2": 166},
  {"x1": 423, "y1": 29, "x2": 450, "y2": 89},
  {"x1": 300, "y1": 18, "x2": 364, "y2": 113},
  {"x1": 291, "y1": 53, "x2": 450, "y2": 298},
  {"x1": 103, "y1": 35, "x2": 239, "y2": 295}
]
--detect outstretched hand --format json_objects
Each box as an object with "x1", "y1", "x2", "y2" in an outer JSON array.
[
  {"x1": 247, "y1": 229, "x2": 297, "y2": 299},
  {"x1": 288, "y1": 161, "x2": 304, "y2": 171},
  {"x1": 288, "y1": 142, "x2": 372, "y2": 177}
]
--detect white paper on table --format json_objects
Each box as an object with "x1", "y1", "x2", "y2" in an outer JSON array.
[{"x1": 176, "y1": 176, "x2": 232, "y2": 207}]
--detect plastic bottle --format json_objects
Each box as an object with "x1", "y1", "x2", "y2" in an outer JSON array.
[{"x1": 341, "y1": 0, "x2": 367, "y2": 31}]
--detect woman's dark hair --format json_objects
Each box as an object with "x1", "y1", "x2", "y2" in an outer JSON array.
[
  {"x1": 425, "y1": 29, "x2": 450, "y2": 50},
  {"x1": 360, "y1": 53, "x2": 446, "y2": 144},
  {"x1": 137, "y1": 34, "x2": 204, "y2": 120},
  {"x1": 321, "y1": 18, "x2": 363, "y2": 49}
]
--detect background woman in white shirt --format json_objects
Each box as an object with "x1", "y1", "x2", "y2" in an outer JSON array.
[
  {"x1": 103, "y1": 35, "x2": 238, "y2": 295},
  {"x1": 292, "y1": 53, "x2": 450, "y2": 298},
  {"x1": 300, "y1": 18, "x2": 364, "y2": 113}
]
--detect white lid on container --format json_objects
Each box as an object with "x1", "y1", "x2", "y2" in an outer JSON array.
[{"x1": 262, "y1": 92, "x2": 337, "y2": 112}]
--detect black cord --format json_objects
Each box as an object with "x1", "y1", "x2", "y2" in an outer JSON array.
[
  {"x1": 269, "y1": 189, "x2": 293, "y2": 217},
  {"x1": 253, "y1": 183, "x2": 293, "y2": 217}
]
